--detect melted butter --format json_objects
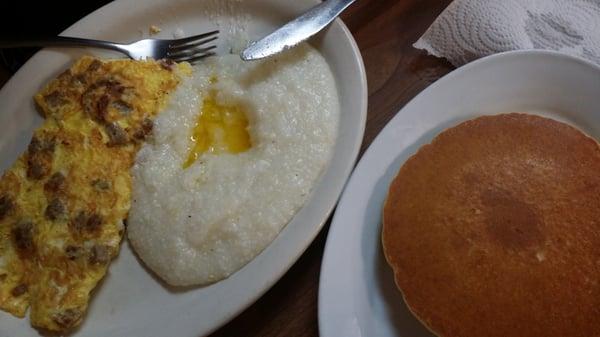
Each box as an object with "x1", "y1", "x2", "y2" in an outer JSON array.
[{"x1": 183, "y1": 90, "x2": 251, "y2": 168}]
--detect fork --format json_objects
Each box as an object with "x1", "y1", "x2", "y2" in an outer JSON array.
[{"x1": 0, "y1": 30, "x2": 219, "y2": 63}]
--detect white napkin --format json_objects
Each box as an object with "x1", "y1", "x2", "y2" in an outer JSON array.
[{"x1": 414, "y1": 0, "x2": 600, "y2": 67}]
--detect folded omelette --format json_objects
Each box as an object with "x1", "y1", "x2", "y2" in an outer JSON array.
[{"x1": 0, "y1": 56, "x2": 189, "y2": 331}]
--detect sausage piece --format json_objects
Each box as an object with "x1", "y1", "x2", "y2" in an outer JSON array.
[
  {"x1": 133, "y1": 118, "x2": 154, "y2": 141},
  {"x1": 86, "y1": 213, "x2": 103, "y2": 232},
  {"x1": 65, "y1": 245, "x2": 82, "y2": 260},
  {"x1": 12, "y1": 221, "x2": 35, "y2": 256},
  {"x1": 89, "y1": 245, "x2": 110, "y2": 265},
  {"x1": 91, "y1": 179, "x2": 111, "y2": 191},
  {"x1": 69, "y1": 211, "x2": 103, "y2": 235},
  {"x1": 44, "y1": 91, "x2": 67, "y2": 109},
  {"x1": 45, "y1": 198, "x2": 66, "y2": 221},
  {"x1": 44, "y1": 172, "x2": 66, "y2": 194},
  {"x1": 28, "y1": 136, "x2": 55, "y2": 154},
  {"x1": 0, "y1": 195, "x2": 14, "y2": 221},
  {"x1": 105, "y1": 122, "x2": 129, "y2": 146},
  {"x1": 26, "y1": 136, "x2": 55, "y2": 180},
  {"x1": 52, "y1": 308, "x2": 82, "y2": 329},
  {"x1": 10, "y1": 284, "x2": 27, "y2": 297}
]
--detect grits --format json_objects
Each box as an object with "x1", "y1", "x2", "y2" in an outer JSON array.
[{"x1": 128, "y1": 44, "x2": 339, "y2": 286}]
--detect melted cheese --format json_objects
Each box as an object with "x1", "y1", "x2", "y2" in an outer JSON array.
[{"x1": 184, "y1": 90, "x2": 251, "y2": 168}]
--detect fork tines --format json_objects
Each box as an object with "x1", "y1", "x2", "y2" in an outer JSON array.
[{"x1": 167, "y1": 30, "x2": 219, "y2": 63}]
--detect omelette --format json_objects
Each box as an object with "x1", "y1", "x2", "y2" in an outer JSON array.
[{"x1": 0, "y1": 56, "x2": 189, "y2": 331}]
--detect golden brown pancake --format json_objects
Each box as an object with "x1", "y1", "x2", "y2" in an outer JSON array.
[{"x1": 382, "y1": 113, "x2": 600, "y2": 337}]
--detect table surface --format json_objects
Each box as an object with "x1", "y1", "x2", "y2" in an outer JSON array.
[{"x1": 0, "y1": 0, "x2": 455, "y2": 336}]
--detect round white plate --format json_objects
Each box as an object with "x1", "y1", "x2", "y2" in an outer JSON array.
[
  {"x1": 318, "y1": 50, "x2": 600, "y2": 337},
  {"x1": 0, "y1": 1, "x2": 366, "y2": 336}
]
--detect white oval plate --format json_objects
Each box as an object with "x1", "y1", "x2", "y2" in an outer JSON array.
[
  {"x1": 0, "y1": 0, "x2": 367, "y2": 336},
  {"x1": 318, "y1": 50, "x2": 600, "y2": 337}
]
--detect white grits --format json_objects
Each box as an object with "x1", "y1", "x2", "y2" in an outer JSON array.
[{"x1": 127, "y1": 44, "x2": 339, "y2": 286}]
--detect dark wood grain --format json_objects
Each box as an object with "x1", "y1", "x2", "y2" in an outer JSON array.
[{"x1": 210, "y1": 1, "x2": 454, "y2": 336}]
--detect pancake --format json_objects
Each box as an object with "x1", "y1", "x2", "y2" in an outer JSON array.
[{"x1": 382, "y1": 113, "x2": 600, "y2": 337}]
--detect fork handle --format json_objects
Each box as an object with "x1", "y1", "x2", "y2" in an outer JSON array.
[{"x1": 0, "y1": 36, "x2": 127, "y2": 54}]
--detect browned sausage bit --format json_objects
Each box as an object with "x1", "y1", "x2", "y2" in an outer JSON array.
[
  {"x1": 65, "y1": 245, "x2": 83, "y2": 260},
  {"x1": 26, "y1": 136, "x2": 55, "y2": 180},
  {"x1": 0, "y1": 195, "x2": 14, "y2": 221},
  {"x1": 44, "y1": 172, "x2": 66, "y2": 194},
  {"x1": 105, "y1": 122, "x2": 129, "y2": 146},
  {"x1": 69, "y1": 211, "x2": 104, "y2": 235},
  {"x1": 89, "y1": 245, "x2": 110, "y2": 265},
  {"x1": 133, "y1": 118, "x2": 154, "y2": 141},
  {"x1": 10, "y1": 283, "x2": 28, "y2": 297},
  {"x1": 91, "y1": 179, "x2": 111, "y2": 191},
  {"x1": 52, "y1": 308, "x2": 82, "y2": 329},
  {"x1": 12, "y1": 221, "x2": 36, "y2": 256},
  {"x1": 45, "y1": 198, "x2": 67, "y2": 221},
  {"x1": 28, "y1": 136, "x2": 55, "y2": 154}
]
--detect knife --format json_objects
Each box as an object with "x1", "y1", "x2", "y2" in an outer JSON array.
[{"x1": 240, "y1": 0, "x2": 357, "y2": 61}]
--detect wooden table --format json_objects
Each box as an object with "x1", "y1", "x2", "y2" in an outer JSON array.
[{"x1": 211, "y1": 0, "x2": 454, "y2": 336}]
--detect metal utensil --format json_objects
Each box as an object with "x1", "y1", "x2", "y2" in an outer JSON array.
[
  {"x1": 241, "y1": 0, "x2": 356, "y2": 61},
  {"x1": 0, "y1": 30, "x2": 219, "y2": 63}
]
